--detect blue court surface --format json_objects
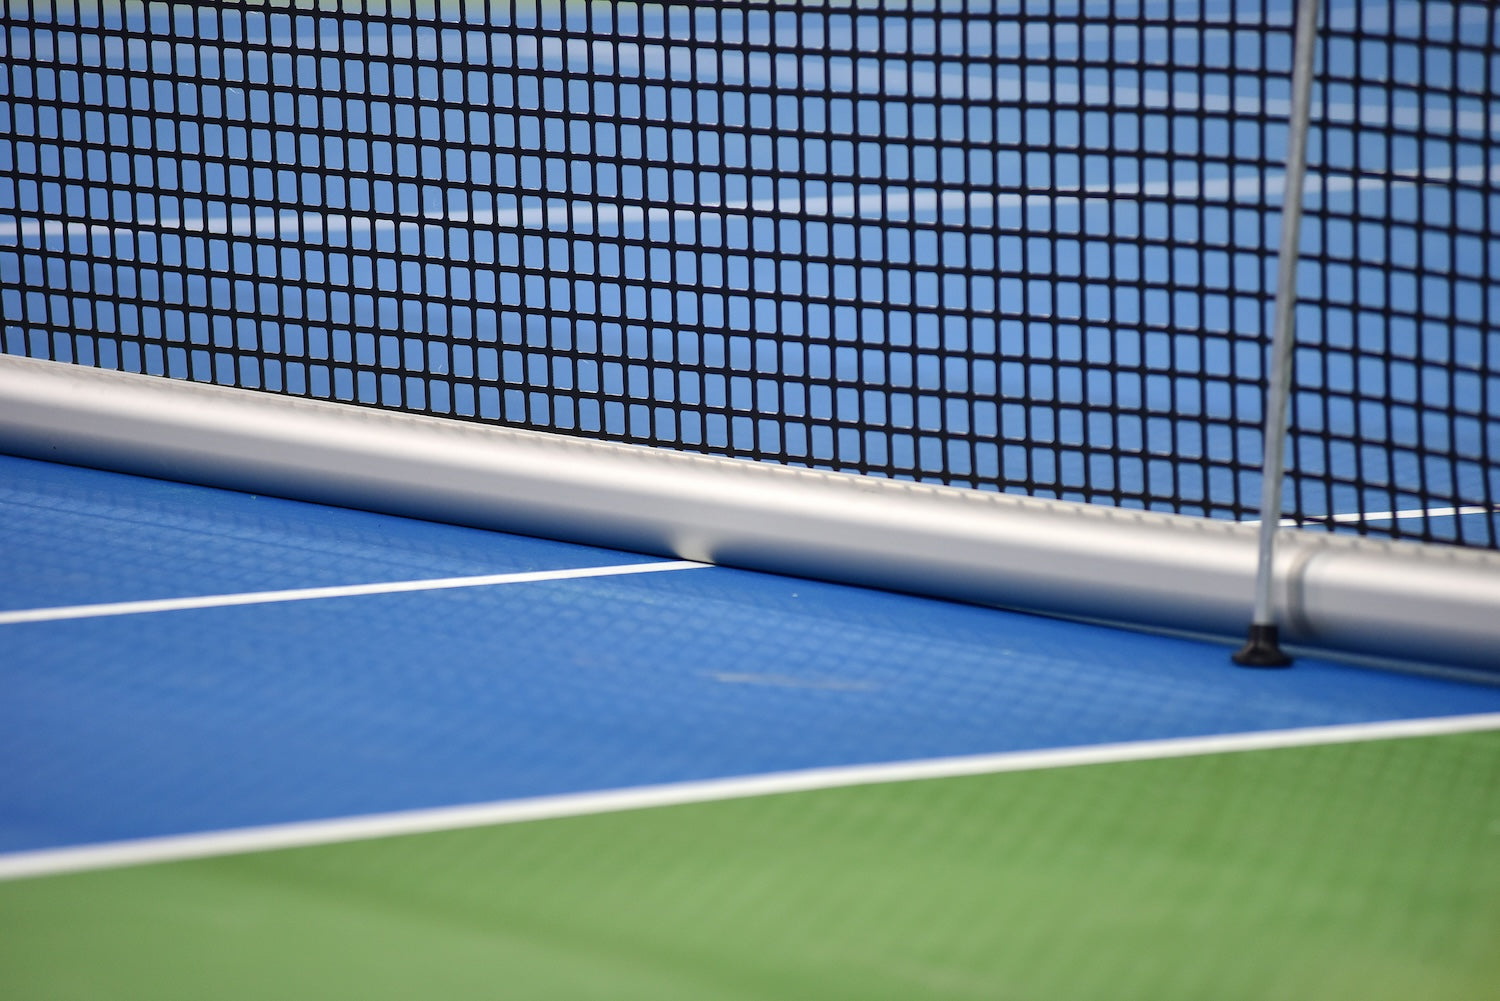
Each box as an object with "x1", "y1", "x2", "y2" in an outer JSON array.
[
  {"x1": 4, "y1": 4, "x2": 1500, "y2": 997},
  {"x1": 4, "y1": 450, "x2": 1499, "y2": 859}
]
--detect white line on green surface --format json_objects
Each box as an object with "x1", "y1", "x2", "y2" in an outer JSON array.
[
  {"x1": 0, "y1": 560, "x2": 709, "y2": 625},
  {"x1": 3, "y1": 712, "x2": 1497, "y2": 883}
]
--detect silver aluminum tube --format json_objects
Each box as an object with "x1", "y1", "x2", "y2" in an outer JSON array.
[{"x1": 2, "y1": 354, "x2": 1498, "y2": 672}]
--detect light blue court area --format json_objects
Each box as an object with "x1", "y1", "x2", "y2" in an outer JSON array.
[
  {"x1": 3, "y1": 451, "x2": 1500, "y2": 859},
  {"x1": 4, "y1": 1, "x2": 1498, "y2": 537}
]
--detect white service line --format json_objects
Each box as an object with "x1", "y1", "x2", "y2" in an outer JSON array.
[
  {"x1": 0, "y1": 559, "x2": 709, "y2": 626},
  {"x1": 1, "y1": 711, "x2": 1496, "y2": 882},
  {"x1": 1249, "y1": 504, "x2": 1500, "y2": 527},
  {"x1": 9, "y1": 161, "x2": 1495, "y2": 245},
  {"x1": 1301, "y1": 505, "x2": 1499, "y2": 526}
]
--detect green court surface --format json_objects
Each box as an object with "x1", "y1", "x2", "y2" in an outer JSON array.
[{"x1": 3, "y1": 729, "x2": 1497, "y2": 1001}]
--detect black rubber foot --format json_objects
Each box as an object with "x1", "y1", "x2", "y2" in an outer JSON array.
[{"x1": 1233, "y1": 624, "x2": 1293, "y2": 668}]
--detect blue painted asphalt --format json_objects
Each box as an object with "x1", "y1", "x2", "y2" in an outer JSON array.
[{"x1": 4, "y1": 453, "x2": 1500, "y2": 856}]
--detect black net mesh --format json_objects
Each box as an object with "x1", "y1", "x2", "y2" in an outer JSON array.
[
  {"x1": 1, "y1": 1, "x2": 1496, "y2": 547},
  {"x1": 1291, "y1": 2, "x2": 1498, "y2": 546}
]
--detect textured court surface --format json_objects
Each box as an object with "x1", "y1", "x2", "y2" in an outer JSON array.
[
  {"x1": 3, "y1": 453, "x2": 1500, "y2": 998},
  {"x1": 3, "y1": 731, "x2": 1498, "y2": 1001},
  {"x1": 4, "y1": 4, "x2": 1500, "y2": 993},
  {"x1": 5, "y1": 453, "x2": 1500, "y2": 856}
]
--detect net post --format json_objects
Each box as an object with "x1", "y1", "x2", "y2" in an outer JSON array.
[{"x1": 1233, "y1": 0, "x2": 1322, "y2": 669}]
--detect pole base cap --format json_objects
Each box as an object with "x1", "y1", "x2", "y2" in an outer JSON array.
[{"x1": 1233, "y1": 624, "x2": 1293, "y2": 668}]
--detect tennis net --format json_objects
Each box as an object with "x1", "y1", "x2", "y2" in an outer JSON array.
[{"x1": 1, "y1": 0, "x2": 1496, "y2": 548}]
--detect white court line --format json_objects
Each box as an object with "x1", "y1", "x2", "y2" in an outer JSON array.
[
  {"x1": 2, "y1": 711, "x2": 1496, "y2": 882},
  {"x1": 1300, "y1": 505, "x2": 1499, "y2": 526},
  {"x1": 0, "y1": 559, "x2": 708, "y2": 626},
  {"x1": 6, "y1": 162, "x2": 1494, "y2": 245},
  {"x1": 1249, "y1": 504, "x2": 1500, "y2": 527}
]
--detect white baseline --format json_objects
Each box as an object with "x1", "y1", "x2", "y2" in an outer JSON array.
[{"x1": 2, "y1": 712, "x2": 1497, "y2": 881}]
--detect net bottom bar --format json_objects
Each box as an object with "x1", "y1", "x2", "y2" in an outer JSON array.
[{"x1": 2, "y1": 355, "x2": 1496, "y2": 673}]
